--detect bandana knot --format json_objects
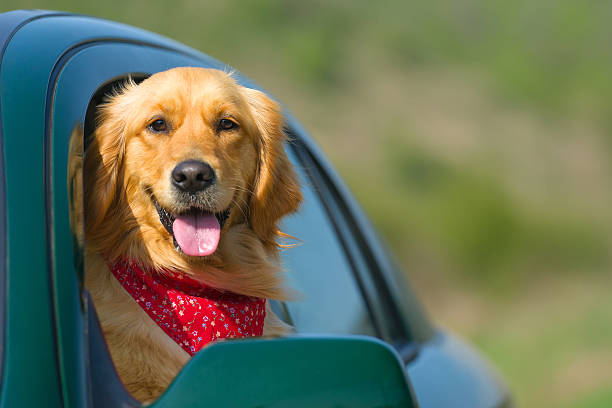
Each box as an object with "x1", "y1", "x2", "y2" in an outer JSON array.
[{"x1": 109, "y1": 259, "x2": 266, "y2": 355}]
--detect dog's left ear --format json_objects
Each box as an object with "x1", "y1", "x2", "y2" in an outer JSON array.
[
  {"x1": 241, "y1": 87, "x2": 303, "y2": 247},
  {"x1": 83, "y1": 81, "x2": 137, "y2": 257}
]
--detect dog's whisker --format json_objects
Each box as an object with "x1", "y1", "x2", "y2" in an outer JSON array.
[
  {"x1": 228, "y1": 184, "x2": 252, "y2": 218},
  {"x1": 229, "y1": 180, "x2": 256, "y2": 196},
  {"x1": 231, "y1": 194, "x2": 249, "y2": 221}
]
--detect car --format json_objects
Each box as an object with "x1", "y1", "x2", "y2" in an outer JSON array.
[{"x1": 0, "y1": 9, "x2": 513, "y2": 408}]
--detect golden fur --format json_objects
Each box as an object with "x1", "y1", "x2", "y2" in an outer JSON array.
[{"x1": 81, "y1": 67, "x2": 302, "y2": 402}]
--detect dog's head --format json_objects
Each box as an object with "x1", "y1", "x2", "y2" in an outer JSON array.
[{"x1": 84, "y1": 67, "x2": 302, "y2": 271}]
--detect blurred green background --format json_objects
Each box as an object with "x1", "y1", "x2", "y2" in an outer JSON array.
[{"x1": 3, "y1": 1, "x2": 612, "y2": 406}]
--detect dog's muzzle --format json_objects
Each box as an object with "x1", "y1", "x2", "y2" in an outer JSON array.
[{"x1": 152, "y1": 196, "x2": 230, "y2": 257}]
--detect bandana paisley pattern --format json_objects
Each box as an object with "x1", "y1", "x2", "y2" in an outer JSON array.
[{"x1": 109, "y1": 259, "x2": 266, "y2": 356}]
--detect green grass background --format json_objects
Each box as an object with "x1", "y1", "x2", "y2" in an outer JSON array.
[{"x1": 3, "y1": 1, "x2": 612, "y2": 406}]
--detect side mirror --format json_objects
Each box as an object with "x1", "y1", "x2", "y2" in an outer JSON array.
[{"x1": 152, "y1": 336, "x2": 418, "y2": 408}]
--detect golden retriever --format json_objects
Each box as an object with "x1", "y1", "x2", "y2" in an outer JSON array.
[{"x1": 82, "y1": 67, "x2": 302, "y2": 402}]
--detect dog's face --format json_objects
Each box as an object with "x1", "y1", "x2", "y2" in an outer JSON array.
[
  {"x1": 84, "y1": 68, "x2": 301, "y2": 271},
  {"x1": 122, "y1": 69, "x2": 261, "y2": 257}
]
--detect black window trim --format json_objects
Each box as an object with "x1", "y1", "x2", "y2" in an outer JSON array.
[
  {"x1": 286, "y1": 128, "x2": 434, "y2": 362},
  {"x1": 286, "y1": 136, "x2": 386, "y2": 339}
]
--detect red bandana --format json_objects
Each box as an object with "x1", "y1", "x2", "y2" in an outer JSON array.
[{"x1": 109, "y1": 259, "x2": 266, "y2": 356}]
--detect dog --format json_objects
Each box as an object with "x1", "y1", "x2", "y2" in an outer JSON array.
[{"x1": 82, "y1": 67, "x2": 302, "y2": 402}]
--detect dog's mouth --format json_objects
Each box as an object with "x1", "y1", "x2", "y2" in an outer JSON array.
[{"x1": 152, "y1": 196, "x2": 230, "y2": 257}]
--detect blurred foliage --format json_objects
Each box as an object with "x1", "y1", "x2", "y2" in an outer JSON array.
[
  {"x1": 2, "y1": 1, "x2": 612, "y2": 407},
  {"x1": 362, "y1": 135, "x2": 610, "y2": 290},
  {"x1": 565, "y1": 389, "x2": 612, "y2": 408},
  {"x1": 370, "y1": 1, "x2": 612, "y2": 119}
]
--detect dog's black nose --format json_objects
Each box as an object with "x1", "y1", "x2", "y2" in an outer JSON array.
[{"x1": 171, "y1": 160, "x2": 215, "y2": 193}]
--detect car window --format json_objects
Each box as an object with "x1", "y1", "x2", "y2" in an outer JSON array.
[{"x1": 278, "y1": 149, "x2": 377, "y2": 337}]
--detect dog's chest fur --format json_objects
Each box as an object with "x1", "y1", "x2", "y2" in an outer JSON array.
[{"x1": 86, "y1": 253, "x2": 190, "y2": 402}]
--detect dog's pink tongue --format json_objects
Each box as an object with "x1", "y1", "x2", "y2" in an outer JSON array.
[{"x1": 173, "y1": 213, "x2": 220, "y2": 256}]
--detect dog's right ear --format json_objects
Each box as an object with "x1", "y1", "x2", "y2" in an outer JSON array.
[
  {"x1": 240, "y1": 87, "x2": 303, "y2": 248},
  {"x1": 83, "y1": 82, "x2": 135, "y2": 239}
]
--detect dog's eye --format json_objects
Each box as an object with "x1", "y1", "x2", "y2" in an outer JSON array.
[
  {"x1": 148, "y1": 119, "x2": 168, "y2": 133},
  {"x1": 219, "y1": 118, "x2": 238, "y2": 131}
]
